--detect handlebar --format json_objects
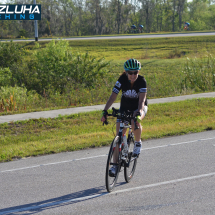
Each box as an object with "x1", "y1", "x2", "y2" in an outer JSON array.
[{"x1": 103, "y1": 107, "x2": 139, "y2": 130}]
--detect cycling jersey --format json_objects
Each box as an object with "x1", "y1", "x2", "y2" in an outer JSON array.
[{"x1": 112, "y1": 73, "x2": 147, "y2": 111}]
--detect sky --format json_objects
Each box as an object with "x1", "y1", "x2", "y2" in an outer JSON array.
[{"x1": 0, "y1": 0, "x2": 9, "y2": 3}]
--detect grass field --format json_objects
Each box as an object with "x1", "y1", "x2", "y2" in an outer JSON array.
[
  {"x1": 20, "y1": 35, "x2": 215, "y2": 61},
  {"x1": 0, "y1": 98, "x2": 214, "y2": 162},
  {"x1": 1, "y1": 35, "x2": 215, "y2": 116},
  {"x1": 0, "y1": 35, "x2": 214, "y2": 162}
]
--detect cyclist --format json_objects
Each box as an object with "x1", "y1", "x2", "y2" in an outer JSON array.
[
  {"x1": 184, "y1": 22, "x2": 190, "y2": 30},
  {"x1": 101, "y1": 58, "x2": 148, "y2": 175},
  {"x1": 131, "y1": 25, "x2": 137, "y2": 33},
  {"x1": 139, "y1": 25, "x2": 144, "y2": 33}
]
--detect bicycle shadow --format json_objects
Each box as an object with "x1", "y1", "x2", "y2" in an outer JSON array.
[{"x1": 0, "y1": 182, "x2": 126, "y2": 215}]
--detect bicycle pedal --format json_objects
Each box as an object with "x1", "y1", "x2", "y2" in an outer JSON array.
[
  {"x1": 109, "y1": 169, "x2": 117, "y2": 177},
  {"x1": 109, "y1": 172, "x2": 116, "y2": 177},
  {"x1": 132, "y1": 154, "x2": 139, "y2": 158}
]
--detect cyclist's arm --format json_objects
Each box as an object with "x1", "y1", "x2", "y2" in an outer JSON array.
[
  {"x1": 104, "y1": 76, "x2": 123, "y2": 111},
  {"x1": 101, "y1": 92, "x2": 117, "y2": 122},
  {"x1": 104, "y1": 92, "x2": 118, "y2": 111}
]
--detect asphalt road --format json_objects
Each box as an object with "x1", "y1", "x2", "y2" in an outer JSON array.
[
  {"x1": 0, "y1": 92, "x2": 214, "y2": 214},
  {"x1": 1, "y1": 32, "x2": 215, "y2": 42},
  {"x1": 0, "y1": 130, "x2": 215, "y2": 214},
  {"x1": 0, "y1": 92, "x2": 215, "y2": 124}
]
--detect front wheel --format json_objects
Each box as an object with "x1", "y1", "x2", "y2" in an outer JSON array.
[
  {"x1": 105, "y1": 136, "x2": 121, "y2": 192},
  {"x1": 124, "y1": 135, "x2": 137, "y2": 183}
]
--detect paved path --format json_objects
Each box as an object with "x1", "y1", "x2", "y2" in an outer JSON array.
[
  {"x1": 0, "y1": 92, "x2": 214, "y2": 124},
  {"x1": 1, "y1": 32, "x2": 215, "y2": 42}
]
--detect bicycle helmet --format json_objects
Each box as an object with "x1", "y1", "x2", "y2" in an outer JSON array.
[{"x1": 124, "y1": 58, "x2": 141, "y2": 71}]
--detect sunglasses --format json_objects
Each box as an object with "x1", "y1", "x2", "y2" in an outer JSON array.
[{"x1": 127, "y1": 71, "x2": 138, "y2": 75}]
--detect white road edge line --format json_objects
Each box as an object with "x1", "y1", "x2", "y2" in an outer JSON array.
[
  {"x1": 0, "y1": 155, "x2": 107, "y2": 173},
  {"x1": 1, "y1": 137, "x2": 215, "y2": 173},
  {"x1": 1, "y1": 171, "x2": 214, "y2": 215},
  {"x1": 111, "y1": 172, "x2": 215, "y2": 194}
]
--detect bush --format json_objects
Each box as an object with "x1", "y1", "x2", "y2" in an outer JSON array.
[
  {"x1": 25, "y1": 40, "x2": 112, "y2": 95},
  {"x1": 189, "y1": 19, "x2": 208, "y2": 31},
  {"x1": 18, "y1": 29, "x2": 28, "y2": 38},
  {"x1": 0, "y1": 40, "x2": 114, "y2": 111},
  {"x1": 181, "y1": 54, "x2": 215, "y2": 92},
  {"x1": 0, "y1": 86, "x2": 40, "y2": 111},
  {"x1": 0, "y1": 41, "x2": 25, "y2": 86},
  {"x1": 0, "y1": 41, "x2": 23, "y2": 68},
  {"x1": 0, "y1": 67, "x2": 12, "y2": 87}
]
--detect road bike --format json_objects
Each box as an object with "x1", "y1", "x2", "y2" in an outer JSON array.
[
  {"x1": 103, "y1": 107, "x2": 139, "y2": 192},
  {"x1": 184, "y1": 25, "x2": 190, "y2": 31}
]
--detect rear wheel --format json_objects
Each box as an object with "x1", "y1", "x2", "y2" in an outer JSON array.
[
  {"x1": 124, "y1": 135, "x2": 137, "y2": 183},
  {"x1": 105, "y1": 136, "x2": 121, "y2": 192}
]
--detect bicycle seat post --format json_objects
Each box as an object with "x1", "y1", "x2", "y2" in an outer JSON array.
[{"x1": 128, "y1": 126, "x2": 132, "y2": 135}]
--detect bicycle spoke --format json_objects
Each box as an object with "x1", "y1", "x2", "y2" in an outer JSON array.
[
  {"x1": 105, "y1": 136, "x2": 121, "y2": 192},
  {"x1": 124, "y1": 135, "x2": 137, "y2": 183}
]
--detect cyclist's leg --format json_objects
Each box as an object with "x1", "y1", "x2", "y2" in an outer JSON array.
[
  {"x1": 131, "y1": 121, "x2": 142, "y2": 156},
  {"x1": 131, "y1": 106, "x2": 148, "y2": 156},
  {"x1": 131, "y1": 106, "x2": 148, "y2": 141},
  {"x1": 131, "y1": 121, "x2": 142, "y2": 142}
]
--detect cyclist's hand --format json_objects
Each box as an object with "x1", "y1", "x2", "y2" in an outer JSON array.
[
  {"x1": 136, "y1": 115, "x2": 141, "y2": 123},
  {"x1": 101, "y1": 116, "x2": 106, "y2": 122},
  {"x1": 134, "y1": 110, "x2": 143, "y2": 125},
  {"x1": 101, "y1": 110, "x2": 108, "y2": 122}
]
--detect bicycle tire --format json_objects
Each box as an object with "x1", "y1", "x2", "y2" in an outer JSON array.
[
  {"x1": 105, "y1": 136, "x2": 121, "y2": 192},
  {"x1": 124, "y1": 135, "x2": 137, "y2": 183}
]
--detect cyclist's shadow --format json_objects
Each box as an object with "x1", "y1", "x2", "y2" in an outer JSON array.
[{"x1": 0, "y1": 182, "x2": 125, "y2": 214}]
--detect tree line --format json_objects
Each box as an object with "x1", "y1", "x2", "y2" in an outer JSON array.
[{"x1": 0, "y1": 0, "x2": 215, "y2": 38}]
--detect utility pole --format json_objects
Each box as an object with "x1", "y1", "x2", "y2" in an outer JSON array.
[{"x1": 33, "y1": 0, "x2": 38, "y2": 41}]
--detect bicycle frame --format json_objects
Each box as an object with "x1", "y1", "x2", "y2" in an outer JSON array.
[
  {"x1": 117, "y1": 121, "x2": 130, "y2": 153},
  {"x1": 112, "y1": 120, "x2": 137, "y2": 169}
]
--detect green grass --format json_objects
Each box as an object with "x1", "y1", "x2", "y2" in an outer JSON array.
[
  {"x1": 20, "y1": 35, "x2": 215, "y2": 60},
  {"x1": 0, "y1": 97, "x2": 214, "y2": 162},
  {"x1": 0, "y1": 35, "x2": 215, "y2": 116}
]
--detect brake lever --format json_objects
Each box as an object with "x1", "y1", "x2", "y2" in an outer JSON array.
[
  {"x1": 103, "y1": 114, "x2": 109, "y2": 126},
  {"x1": 103, "y1": 120, "x2": 108, "y2": 126}
]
